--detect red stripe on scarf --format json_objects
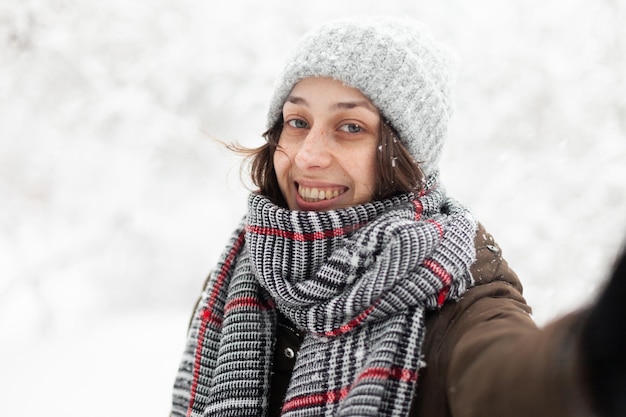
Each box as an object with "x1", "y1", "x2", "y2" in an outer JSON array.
[
  {"x1": 357, "y1": 366, "x2": 418, "y2": 383},
  {"x1": 427, "y1": 219, "x2": 443, "y2": 238},
  {"x1": 422, "y1": 258, "x2": 452, "y2": 306},
  {"x1": 412, "y1": 199, "x2": 423, "y2": 220},
  {"x1": 437, "y1": 287, "x2": 450, "y2": 306},
  {"x1": 282, "y1": 387, "x2": 351, "y2": 412},
  {"x1": 187, "y1": 230, "x2": 246, "y2": 417},
  {"x1": 282, "y1": 366, "x2": 417, "y2": 412},
  {"x1": 322, "y1": 304, "x2": 376, "y2": 337},
  {"x1": 246, "y1": 223, "x2": 363, "y2": 241},
  {"x1": 224, "y1": 296, "x2": 275, "y2": 313}
]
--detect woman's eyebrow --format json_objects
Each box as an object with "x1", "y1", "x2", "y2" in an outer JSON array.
[
  {"x1": 330, "y1": 100, "x2": 378, "y2": 114},
  {"x1": 285, "y1": 95, "x2": 377, "y2": 114},
  {"x1": 285, "y1": 95, "x2": 308, "y2": 106}
]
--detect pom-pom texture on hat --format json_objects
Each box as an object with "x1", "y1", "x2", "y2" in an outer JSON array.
[{"x1": 267, "y1": 17, "x2": 457, "y2": 177}]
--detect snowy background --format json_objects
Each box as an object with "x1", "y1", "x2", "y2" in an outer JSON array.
[{"x1": 1, "y1": 0, "x2": 625, "y2": 415}]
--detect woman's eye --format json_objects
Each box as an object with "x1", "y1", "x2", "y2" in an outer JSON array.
[
  {"x1": 339, "y1": 123, "x2": 362, "y2": 133},
  {"x1": 286, "y1": 119, "x2": 309, "y2": 129}
]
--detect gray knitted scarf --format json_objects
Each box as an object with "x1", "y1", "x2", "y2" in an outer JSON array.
[{"x1": 172, "y1": 186, "x2": 477, "y2": 417}]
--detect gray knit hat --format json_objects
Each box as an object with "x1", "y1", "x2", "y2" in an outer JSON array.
[{"x1": 267, "y1": 17, "x2": 457, "y2": 178}]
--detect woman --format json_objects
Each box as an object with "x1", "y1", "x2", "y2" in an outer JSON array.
[{"x1": 171, "y1": 17, "x2": 624, "y2": 417}]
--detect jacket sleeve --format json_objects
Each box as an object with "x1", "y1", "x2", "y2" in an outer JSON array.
[
  {"x1": 413, "y1": 224, "x2": 595, "y2": 417},
  {"x1": 446, "y1": 289, "x2": 592, "y2": 417}
]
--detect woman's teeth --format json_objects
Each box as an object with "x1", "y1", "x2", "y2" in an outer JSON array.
[{"x1": 298, "y1": 186, "x2": 343, "y2": 202}]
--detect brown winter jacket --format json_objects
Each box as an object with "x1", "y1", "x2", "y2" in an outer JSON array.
[{"x1": 268, "y1": 223, "x2": 595, "y2": 416}]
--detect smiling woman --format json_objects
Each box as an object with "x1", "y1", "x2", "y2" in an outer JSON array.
[
  {"x1": 170, "y1": 16, "x2": 626, "y2": 417},
  {"x1": 274, "y1": 77, "x2": 381, "y2": 211},
  {"x1": 242, "y1": 78, "x2": 424, "y2": 210}
]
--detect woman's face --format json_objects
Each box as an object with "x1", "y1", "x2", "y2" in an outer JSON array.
[{"x1": 274, "y1": 77, "x2": 380, "y2": 211}]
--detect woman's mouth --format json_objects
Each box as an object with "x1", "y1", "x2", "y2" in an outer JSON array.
[{"x1": 297, "y1": 185, "x2": 346, "y2": 203}]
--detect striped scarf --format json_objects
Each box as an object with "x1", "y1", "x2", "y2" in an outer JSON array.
[{"x1": 172, "y1": 186, "x2": 477, "y2": 417}]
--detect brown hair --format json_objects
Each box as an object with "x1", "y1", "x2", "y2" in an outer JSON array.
[{"x1": 230, "y1": 116, "x2": 425, "y2": 208}]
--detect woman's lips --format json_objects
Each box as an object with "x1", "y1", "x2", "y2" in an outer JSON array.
[{"x1": 294, "y1": 183, "x2": 348, "y2": 211}]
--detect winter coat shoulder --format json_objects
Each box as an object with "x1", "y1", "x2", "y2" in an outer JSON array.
[{"x1": 412, "y1": 223, "x2": 592, "y2": 416}]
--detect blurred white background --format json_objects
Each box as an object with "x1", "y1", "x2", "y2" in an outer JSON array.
[{"x1": 1, "y1": 0, "x2": 625, "y2": 415}]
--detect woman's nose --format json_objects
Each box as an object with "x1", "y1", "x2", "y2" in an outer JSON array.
[{"x1": 293, "y1": 128, "x2": 332, "y2": 169}]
